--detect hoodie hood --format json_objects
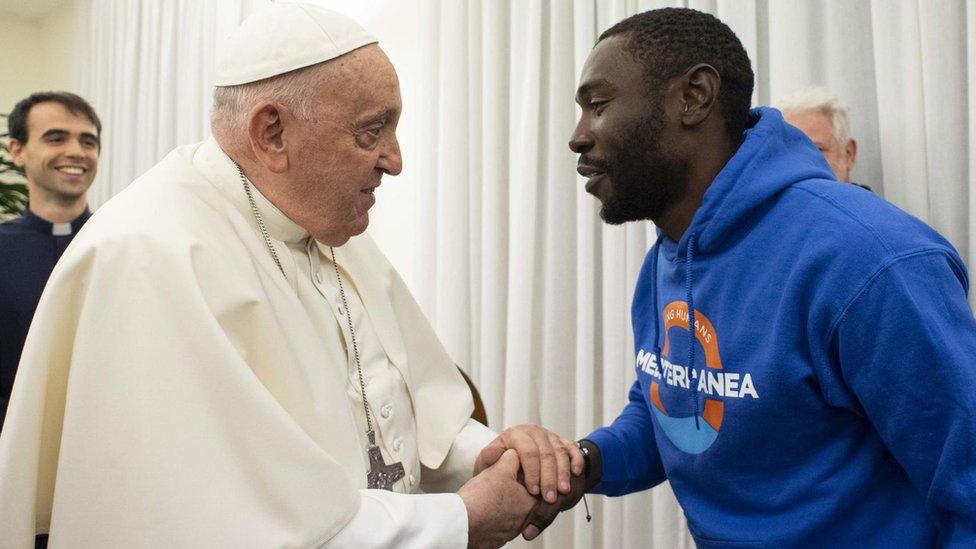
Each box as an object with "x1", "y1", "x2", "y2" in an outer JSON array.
[
  {"x1": 662, "y1": 107, "x2": 836, "y2": 260},
  {"x1": 637, "y1": 107, "x2": 840, "y2": 441}
]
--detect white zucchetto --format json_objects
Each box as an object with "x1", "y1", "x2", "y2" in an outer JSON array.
[{"x1": 214, "y1": 2, "x2": 377, "y2": 87}]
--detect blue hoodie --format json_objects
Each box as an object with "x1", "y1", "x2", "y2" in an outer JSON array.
[{"x1": 586, "y1": 108, "x2": 976, "y2": 548}]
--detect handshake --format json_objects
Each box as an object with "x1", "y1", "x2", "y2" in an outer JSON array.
[{"x1": 458, "y1": 425, "x2": 602, "y2": 548}]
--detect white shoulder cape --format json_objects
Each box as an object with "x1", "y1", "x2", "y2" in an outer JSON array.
[{"x1": 0, "y1": 139, "x2": 473, "y2": 548}]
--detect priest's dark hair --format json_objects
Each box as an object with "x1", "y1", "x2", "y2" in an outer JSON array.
[
  {"x1": 8, "y1": 91, "x2": 102, "y2": 145},
  {"x1": 598, "y1": 7, "x2": 754, "y2": 144}
]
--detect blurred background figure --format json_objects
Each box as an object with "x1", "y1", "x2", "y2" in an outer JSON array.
[
  {"x1": 0, "y1": 91, "x2": 100, "y2": 429},
  {"x1": 777, "y1": 87, "x2": 869, "y2": 190}
]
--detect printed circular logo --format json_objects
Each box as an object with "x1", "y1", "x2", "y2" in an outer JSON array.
[{"x1": 640, "y1": 301, "x2": 757, "y2": 454}]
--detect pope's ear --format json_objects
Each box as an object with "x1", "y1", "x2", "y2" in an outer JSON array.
[{"x1": 247, "y1": 101, "x2": 289, "y2": 173}]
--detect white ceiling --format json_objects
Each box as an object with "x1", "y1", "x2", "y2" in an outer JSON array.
[{"x1": 0, "y1": 0, "x2": 67, "y2": 20}]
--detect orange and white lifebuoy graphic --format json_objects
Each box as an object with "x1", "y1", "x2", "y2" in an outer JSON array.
[{"x1": 650, "y1": 301, "x2": 724, "y2": 453}]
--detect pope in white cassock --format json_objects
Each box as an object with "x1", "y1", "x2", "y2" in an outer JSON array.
[{"x1": 0, "y1": 4, "x2": 583, "y2": 548}]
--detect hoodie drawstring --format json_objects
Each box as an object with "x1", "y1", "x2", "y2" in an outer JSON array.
[
  {"x1": 650, "y1": 234, "x2": 664, "y2": 362},
  {"x1": 685, "y1": 233, "x2": 700, "y2": 430},
  {"x1": 649, "y1": 231, "x2": 700, "y2": 430}
]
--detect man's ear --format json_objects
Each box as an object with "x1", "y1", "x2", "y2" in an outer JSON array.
[
  {"x1": 7, "y1": 138, "x2": 25, "y2": 168},
  {"x1": 679, "y1": 63, "x2": 721, "y2": 127},
  {"x1": 845, "y1": 137, "x2": 857, "y2": 169},
  {"x1": 247, "y1": 101, "x2": 289, "y2": 174}
]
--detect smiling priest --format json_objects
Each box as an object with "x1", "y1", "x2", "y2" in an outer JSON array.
[{"x1": 0, "y1": 4, "x2": 575, "y2": 548}]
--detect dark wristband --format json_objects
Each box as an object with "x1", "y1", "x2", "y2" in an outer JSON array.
[{"x1": 577, "y1": 439, "x2": 603, "y2": 491}]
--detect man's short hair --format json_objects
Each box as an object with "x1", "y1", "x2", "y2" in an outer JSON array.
[
  {"x1": 598, "y1": 8, "x2": 755, "y2": 144},
  {"x1": 7, "y1": 91, "x2": 102, "y2": 144},
  {"x1": 777, "y1": 87, "x2": 852, "y2": 145},
  {"x1": 211, "y1": 63, "x2": 323, "y2": 134}
]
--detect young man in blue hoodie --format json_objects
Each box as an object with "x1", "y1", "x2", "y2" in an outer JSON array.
[{"x1": 481, "y1": 7, "x2": 976, "y2": 547}]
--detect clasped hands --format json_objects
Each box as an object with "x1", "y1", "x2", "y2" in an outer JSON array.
[{"x1": 458, "y1": 425, "x2": 594, "y2": 548}]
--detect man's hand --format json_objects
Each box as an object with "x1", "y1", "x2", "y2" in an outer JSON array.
[
  {"x1": 520, "y1": 439, "x2": 602, "y2": 541},
  {"x1": 459, "y1": 449, "x2": 536, "y2": 549},
  {"x1": 474, "y1": 425, "x2": 584, "y2": 503}
]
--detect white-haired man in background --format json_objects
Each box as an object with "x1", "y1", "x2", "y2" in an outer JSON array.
[{"x1": 778, "y1": 87, "x2": 868, "y2": 189}]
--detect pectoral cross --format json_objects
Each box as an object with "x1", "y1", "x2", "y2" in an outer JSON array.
[{"x1": 365, "y1": 431, "x2": 405, "y2": 490}]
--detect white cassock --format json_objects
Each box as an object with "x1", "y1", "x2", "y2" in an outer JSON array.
[{"x1": 0, "y1": 137, "x2": 496, "y2": 548}]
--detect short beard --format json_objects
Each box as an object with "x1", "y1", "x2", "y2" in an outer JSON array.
[{"x1": 598, "y1": 113, "x2": 689, "y2": 225}]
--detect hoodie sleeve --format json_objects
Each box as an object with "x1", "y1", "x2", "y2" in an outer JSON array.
[
  {"x1": 585, "y1": 380, "x2": 667, "y2": 496},
  {"x1": 832, "y1": 249, "x2": 976, "y2": 546}
]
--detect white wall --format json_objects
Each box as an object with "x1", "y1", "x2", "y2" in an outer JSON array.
[
  {"x1": 40, "y1": 3, "x2": 80, "y2": 94},
  {"x1": 0, "y1": 12, "x2": 49, "y2": 113},
  {"x1": 0, "y1": 3, "x2": 80, "y2": 114}
]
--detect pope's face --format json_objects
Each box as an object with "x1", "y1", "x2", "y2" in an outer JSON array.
[
  {"x1": 288, "y1": 44, "x2": 403, "y2": 246},
  {"x1": 9, "y1": 101, "x2": 100, "y2": 204}
]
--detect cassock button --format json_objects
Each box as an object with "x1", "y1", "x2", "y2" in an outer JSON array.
[
  {"x1": 392, "y1": 438, "x2": 403, "y2": 452},
  {"x1": 381, "y1": 404, "x2": 393, "y2": 419}
]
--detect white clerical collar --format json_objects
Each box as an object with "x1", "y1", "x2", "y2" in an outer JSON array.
[{"x1": 193, "y1": 137, "x2": 308, "y2": 244}]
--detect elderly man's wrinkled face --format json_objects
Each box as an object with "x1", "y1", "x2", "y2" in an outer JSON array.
[
  {"x1": 289, "y1": 44, "x2": 402, "y2": 246},
  {"x1": 784, "y1": 110, "x2": 855, "y2": 182}
]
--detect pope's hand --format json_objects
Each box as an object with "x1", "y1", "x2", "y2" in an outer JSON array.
[
  {"x1": 459, "y1": 449, "x2": 536, "y2": 549},
  {"x1": 474, "y1": 424, "x2": 584, "y2": 503}
]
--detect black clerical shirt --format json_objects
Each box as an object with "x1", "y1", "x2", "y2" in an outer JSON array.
[{"x1": 0, "y1": 206, "x2": 91, "y2": 429}]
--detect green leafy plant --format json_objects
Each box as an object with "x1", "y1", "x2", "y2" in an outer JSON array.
[{"x1": 1, "y1": 114, "x2": 29, "y2": 221}]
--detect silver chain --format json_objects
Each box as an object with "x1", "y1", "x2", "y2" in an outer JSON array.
[
  {"x1": 330, "y1": 246, "x2": 376, "y2": 443},
  {"x1": 239, "y1": 166, "x2": 284, "y2": 274},
  {"x1": 236, "y1": 164, "x2": 376, "y2": 444}
]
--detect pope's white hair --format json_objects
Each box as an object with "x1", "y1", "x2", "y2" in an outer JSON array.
[
  {"x1": 211, "y1": 63, "x2": 325, "y2": 135},
  {"x1": 777, "y1": 87, "x2": 852, "y2": 144}
]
